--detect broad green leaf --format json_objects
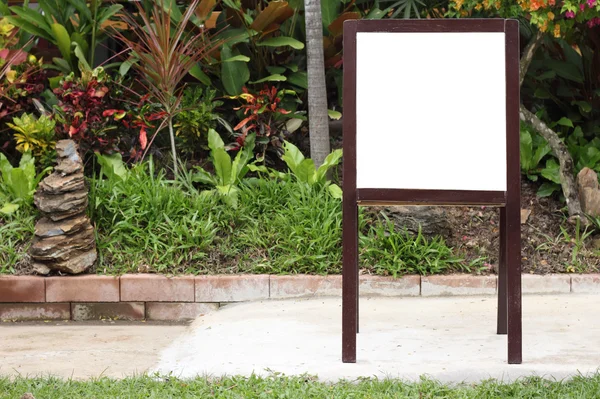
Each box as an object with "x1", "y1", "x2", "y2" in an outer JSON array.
[
  {"x1": 547, "y1": 59, "x2": 584, "y2": 83},
  {"x1": 0, "y1": 202, "x2": 19, "y2": 215},
  {"x1": 249, "y1": 74, "x2": 286, "y2": 84},
  {"x1": 328, "y1": 184, "x2": 343, "y2": 199},
  {"x1": 189, "y1": 64, "x2": 211, "y2": 86},
  {"x1": 48, "y1": 76, "x2": 63, "y2": 89},
  {"x1": 7, "y1": 7, "x2": 52, "y2": 36},
  {"x1": 234, "y1": 133, "x2": 255, "y2": 181},
  {"x1": 220, "y1": 45, "x2": 249, "y2": 95},
  {"x1": 192, "y1": 167, "x2": 216, "y2": 186},
  {"x1": 73, "y1": 42, "x2": 91, "y2": 71},
  {"x1": 533, "y1": 87, "x2": 551, "y2": 99},
  {"x1": 157, "y1": 0, "x2": 182, "y2": 20},
  {"x1": 537, "y1": 182, "x2": 559, "y2": 198},
  {"x1": 365, "y1": 7, "x2": 387, "y2": 19},
  {"x1": 257, "y1": 36, "x2": 304, "y2": 50},
  {"x1": 51, "y1": 23, "x2": 72, "y2": 64},
  {"x1": 96, "y1": 4, "x2": 123, "y2": 26},
  {"x1": 18, "y1": 152, "x2": 35, "y2": 187},
  {"x1": 519, "y1": 129, "x2": 533, "y2": 171},
  {"x1": 540, "y1": 159, "x2": 561, "y2": 184},
  {"x1": 573, "y1": 101, "x2": 592, "y2": 113},
  {"x1": 288, "y1": 0, "x2": 303, "y2": 9},
  {"x1": 222, "y1": 54, "x2": 251, "y2": 62},
  {"x1": 247, "y1": 164, "x2": 269, "y2": 173},
  {"x1": 52, "y1": 57, "x2": 72, "y2": 74},
  {"x1": 96, "y1": 152, "x2": 128, "y2": 182},
  {"x1": 556, "y1": 117, "x2": 574, "y2": 128},
  {"x1": 287, "y1": 71, "x2": 307, "y2": 89},
  {"x1": 316, "y1": 149, "x2": 342, "y2": 183},
  {"x1": 321, "y1": 0, "x2": 341, "y2": 30},
  {"x1": 536, "y1": 70, "x2": 556, "y2": 80},
  {"x1": 286, "y1": 118, "x2": 303, "y2": 133},
  {"x1": 222, "y1": 0, "x2": 242, "y2": 11},
  {"x1": 71, "y1": 32, "x2": 89, "y2": 59},
  {"x1": 119, "y1": 57, "x2": 138, "y2": 77},
  {"x1": 267, "y1": 66, "x2": 286, "y2": 74},
  {"x1": 559, "y1": 39, "x2": 583, "y2": 73},
  {"x1": 295, "y1": 158, "x2": 317, "y2": 184},
  {"x1": 7, "y1": 7, "x2": 53, "y2": 35},
  {"x1": 282, "y1": 141, "x2": 305, "y2": 174},
  {"x1": 208, "y1": 129, "x2": 225, "y2": 151},
  {"x1": 9, "y1": 169, "x2": 30, "y2": 200},
  {"x1": 532, "y1": 142, "x2": 551, "y2": 166},
  {"x1": 5, "y1": 15, "x2": 52, "y2": 42},
  {"x1": 66, "y1": 0, "x2": 92, "y2": 22},
  {"x1": 0, "y1": 152, "x2": 11, "y2": 182},
  {"x1": 212, "y1": 148, "x2": 232, "y2": 186},
  {"x1": 216, "y1": 185, "x2": 239, "y2": 208},
  {"x1": 328, "y1": 110, "x2": 342, "y2": 120},
  {"x1": 0, "y1": 1, "x2": 9, "y2": 14},
  {"x1": 216, "y1": 28, "x2": 250, "y2": 47}
]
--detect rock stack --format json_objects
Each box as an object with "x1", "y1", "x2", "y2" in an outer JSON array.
[
  {"x1": 29, "y1": 140, "x2": 96, "y2": 274},
  {"x1": 577, "y1": 167, "x2": 600, "y2": 217}
]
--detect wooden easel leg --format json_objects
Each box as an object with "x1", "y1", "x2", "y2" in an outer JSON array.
[
  {"x1": 357, "y1": 270, "x2": 359, "y2": 334},
  {"x1": 342, "y1": 201, "x2": 358, "y2": 363},
  {"x1": 506, "y1": 201, "x2": 522, "y2": 364},
  {"x1": 497, "y1": 207, "x2": 507, "y2": 335}
]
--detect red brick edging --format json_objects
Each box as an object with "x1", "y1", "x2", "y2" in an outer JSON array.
[{"x1": 0, "y1": 274, "x2": 597, "y2": 322}]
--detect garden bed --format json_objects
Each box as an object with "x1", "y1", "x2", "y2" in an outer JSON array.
[
  {"x1": 2, "y1": 176, "x2": 600, "y2": 277},
  {"x1": 444, "y1": 180, "x2": 600, "y2": 275}
]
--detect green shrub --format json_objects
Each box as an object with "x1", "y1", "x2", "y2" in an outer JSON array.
[
  {"x1": 0, "y1": 152, "x2": 51, "y2": 215},
  {"x1": 174, "y1": 86, "x2": 223, "y2": 155}
]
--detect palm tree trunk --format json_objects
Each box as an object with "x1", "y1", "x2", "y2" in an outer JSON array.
[{"x1": 304, "y1": 0, "x2": 330, "y2": 167}]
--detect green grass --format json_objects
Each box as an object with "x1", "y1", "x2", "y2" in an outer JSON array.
[
  {"x1": 0, "y1": 208, "x2": 36, "y2": 274},
  {"x1": 1, "y1": 374, "x2": 600, "y2": 398},
  {"x1": 1, "y1": 162, "x2": 466, "y2": 276}
]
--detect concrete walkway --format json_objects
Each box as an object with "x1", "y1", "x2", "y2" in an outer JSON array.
[{"x1": 1, "y1": 295, "x2": 599, "y2": 382}]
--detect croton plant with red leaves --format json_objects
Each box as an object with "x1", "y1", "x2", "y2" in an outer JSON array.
[
  {"x1": 103, "y1": 95, "x2": 167, "y2": 158},
  {"x1": 0, "y1": 54, "x2": 47, "y2": 121},
  {"x1": 53, "y1": 67, "x2": 122, "y2": 154},
  {"x1": 53, "y1": 67, "x2": 165, "y2": 158},
  {"x1": 229, "y1": 85, "x2": 297, "y2": 156}
]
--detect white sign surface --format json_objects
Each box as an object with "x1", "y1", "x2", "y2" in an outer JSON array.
[{"x1": 356, "y1": 32, "x2": 507, "y2": 191}]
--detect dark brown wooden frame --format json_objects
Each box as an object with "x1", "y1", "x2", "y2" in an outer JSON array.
[{"x1": 342, "y1": 19, "x2": 521, "y2": 364}]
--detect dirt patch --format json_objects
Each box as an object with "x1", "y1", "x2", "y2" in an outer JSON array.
[{"x1": 444, "y1": 180, "x2": 600, "y2": 274}]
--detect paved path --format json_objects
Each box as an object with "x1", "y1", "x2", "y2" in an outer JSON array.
[{"x1": 1, "y1": 295, "x2": 599, "y2": 381}]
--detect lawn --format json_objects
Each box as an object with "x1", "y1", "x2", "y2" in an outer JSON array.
[{"x1": 2, "y1": 374, "x2": 600, "y2": 399}]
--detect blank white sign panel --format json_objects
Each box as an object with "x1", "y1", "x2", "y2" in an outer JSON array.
[{"x1": 356, "y1": 32, "x2": 507, "y2": 191}]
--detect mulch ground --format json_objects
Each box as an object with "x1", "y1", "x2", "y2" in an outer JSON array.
[{"x1": 445, "y1": 180, "x2": 600, "y2": 274}]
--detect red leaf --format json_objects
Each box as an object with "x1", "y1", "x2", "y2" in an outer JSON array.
[
  {"x1": 139, "y1": 127, "x2": 148, "y2": 150},
  {"x1": 234, "y1": 116, "x2": 255, "y2": 131}
]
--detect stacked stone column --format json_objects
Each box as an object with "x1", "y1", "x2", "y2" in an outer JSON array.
[{"x1": 30, "y1": 140, "x2": 96, "y2": 274}]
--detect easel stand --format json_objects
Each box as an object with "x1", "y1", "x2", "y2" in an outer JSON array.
[{"x1": 341, "y1": 19, "x2": 522, "y2": 364}]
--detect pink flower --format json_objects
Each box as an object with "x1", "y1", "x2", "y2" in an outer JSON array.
[
  {"x1": 566, "y1": 10, "x2": 576, "y2": 18},
  {"x1": 588, "y1": 17, "x2": 600, "y2": 27},
  {"x1": 580, "y1": 4, "x2": 586, "y2": 11},
  {"x1": 587, "y1": 0, "x2": 596, "y2": 7}
]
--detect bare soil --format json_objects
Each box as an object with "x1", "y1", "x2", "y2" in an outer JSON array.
[{"x1": 444, "y1": 180, "x2": 600, "y2": 274}]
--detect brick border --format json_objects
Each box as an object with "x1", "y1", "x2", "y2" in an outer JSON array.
[{"x1": 0, "y1": 274, "x2": 597, "y2": 321}]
